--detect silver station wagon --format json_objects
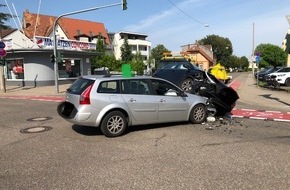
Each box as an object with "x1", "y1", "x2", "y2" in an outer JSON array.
[{"x1": 57, "y1": 75, "x2": 210, "y2": 137}]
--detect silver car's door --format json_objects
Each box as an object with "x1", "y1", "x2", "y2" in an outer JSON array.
[
  {"x1": 121, "y1": 79, "x2": 158, "y2": 125},
  {"x1": 151, "y1": 79, "x2": 190, "y2": 122}
]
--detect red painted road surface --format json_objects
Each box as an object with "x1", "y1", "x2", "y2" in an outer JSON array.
[{"x1": 231, "y1": 109, "x2": 290, "y2": 122}]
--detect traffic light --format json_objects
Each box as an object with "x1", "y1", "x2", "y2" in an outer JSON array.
[
  {"x1": 50, "y1": 54, "x2": 55, "y2": 63},
  {"x1": 122, "y1": 0, "x2": 127, "y2": 10}
]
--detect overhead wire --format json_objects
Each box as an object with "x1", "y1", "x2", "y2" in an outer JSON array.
[{"x1": 166, "y1": 0, "x2": 213, "y2": 33}]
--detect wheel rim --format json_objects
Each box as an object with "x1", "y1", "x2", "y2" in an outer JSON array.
[
  {"x1": 193, "y1": 106, "x2": 205, "y2": 122},
  {"x1": 182, "y1": 80, "x2": 193, "y2": 92},
  {"x1": 107, "y1": 115, "x2": 124, "y2": 134}
]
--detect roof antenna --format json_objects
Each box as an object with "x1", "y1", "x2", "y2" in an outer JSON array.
[
  {"x1": 4, "y1": 0, "x2": 19, "y2": 30},
  {"x1": 11, "y1": 3, "x2": 23, "y2": 32}
]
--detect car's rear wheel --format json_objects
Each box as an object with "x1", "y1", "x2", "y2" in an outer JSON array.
[
  {"x1": 100, "y1": 111, "x2": 127, "y2": 137},
  {"x1": 285, "y1": 78, "x2": 290, "y2": 86},
  {"x1": 181, "y1": 78, "x2": 193, "y2": 92},
  {"x1": 189, "y1": 104, "x2": 207, "y2": 124}
]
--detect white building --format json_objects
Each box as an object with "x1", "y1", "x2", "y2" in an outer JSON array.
[{"x1": 111, "y1": 31, "x2": 151, "y2": 62}]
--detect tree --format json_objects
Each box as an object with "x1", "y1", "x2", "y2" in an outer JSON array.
[
  {"x1": 198, "y1": 34, "x2": 233, "y2": 65},
  {"x1": 255, "y1": 43, "x2": 287, "y2": 68},
  {"x1": 151, "y1": 44, "x2": 169, "y2": 65},
  {"x1": 240, "y1": 56, "x2": 249, "y2": 70},
  {"x1": 100, "y1": 55, "x2": 121, "y2": 72},
  {"x1": 91, "y1": 34, "x2": 106, "y2": 71},
  {"x1": 132, "y1": 51, "x2": 145, "y2": 75},
  {"x1": 0, "y1": 4, "x2": 13, "y2": 30},
  {"x1": 120, "y1": 38, "x2": 133, "y2": 62}
]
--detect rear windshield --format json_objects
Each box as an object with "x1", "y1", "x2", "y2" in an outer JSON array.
[{"x1": 67, "y1": 78, "x2": 95, "y2": 95}]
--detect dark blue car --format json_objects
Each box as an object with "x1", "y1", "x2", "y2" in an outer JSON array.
[{"x1": 153, "y1": 59, "x2": 203, "y2": 92}]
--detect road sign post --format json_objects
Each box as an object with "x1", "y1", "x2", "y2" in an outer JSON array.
[{"x1": 0, "y1": 41, "x2": 6, "y2": 93}]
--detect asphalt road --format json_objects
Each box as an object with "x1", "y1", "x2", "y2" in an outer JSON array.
[{"x1": 1, "y1": 98, "x2": 290, "y2": 190}]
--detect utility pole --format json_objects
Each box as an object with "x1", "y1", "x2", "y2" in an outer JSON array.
[
  {"x1": 53, "y1": 1, "x2": 127, "y2": 93},
  {"x1": 252, "y1": 22, "x2": 255, "y2": 77}
]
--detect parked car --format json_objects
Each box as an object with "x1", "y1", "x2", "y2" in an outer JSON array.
[
  {"x1": 57, "y1": 75, "x2": 210, "y2": 137},
  {"x1": 190, "y1": 71, "x2": 239, "y2": 116},
  {"x1": 153, "y1": 58, "x2": 203, "y2": 92},
  {"x1": 267, "y1": 67, "x2": 290, "y2": 86},
  {"x1": 254, "y1": 66, "x2": 282, "y2": 82}
]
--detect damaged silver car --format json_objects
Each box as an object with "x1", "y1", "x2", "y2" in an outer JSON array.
[{"x1": 58, "y1": 75, "x2": 212, "y2": 137}]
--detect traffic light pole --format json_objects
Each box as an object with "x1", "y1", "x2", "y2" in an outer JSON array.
[{"x1": 53, "y1": 1, "x2": 126, "y2": 94}]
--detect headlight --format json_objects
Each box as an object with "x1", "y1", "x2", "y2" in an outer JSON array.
[{"x1": 277, "y1": 74, "x2": 286, "y2": 77}]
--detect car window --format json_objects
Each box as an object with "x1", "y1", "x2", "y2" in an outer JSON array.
[
  {"x1": 151, "y1": 79, "x2": 180, "y2": 96},
  {"x1": 161, "y1": 62, "x2": 179, "y2": 69},
  {"x1": 121, "y1": 79, "x2": 150, "y2": 95},
  {"x1": 67, "y1": 78, "x2": 95, "y2": 95},
  {"x1": 97, "y1": 80, "x2": 119, "y2": 93},
  {"x1": 276, "y1": 67, "x2": 290, "y2": 72}
]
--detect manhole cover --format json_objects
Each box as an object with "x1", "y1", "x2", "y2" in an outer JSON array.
[
  {"x1": 20, "y1": 126, "x2": 52, "y2": 134},
  {"x1": 27, "y1": 117, "x2": 52, "y2": 122}
]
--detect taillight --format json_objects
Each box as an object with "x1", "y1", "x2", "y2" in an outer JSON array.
[{"x1": 80, "y1": 84, "x2": 93, "y2": 105}]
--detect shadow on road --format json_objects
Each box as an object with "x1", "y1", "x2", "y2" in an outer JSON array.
[{"x1": 259, "y1": 94, "x2": 290, "y2": 108}]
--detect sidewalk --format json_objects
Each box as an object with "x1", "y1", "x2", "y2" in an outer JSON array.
[
  {"x1": 234, "y1": 73, "x2": 290, "y2": 112},
  {"x1": 0, "y1": 84, "x2": 71, "y2": 96}
]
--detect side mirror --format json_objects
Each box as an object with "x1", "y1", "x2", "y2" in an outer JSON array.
[
  {"x1": 183, "y1": 63, "x2": 191, "y2": 70},
  {"x1": 178, "y1": 90, "x2": 188, "y2": 97}
]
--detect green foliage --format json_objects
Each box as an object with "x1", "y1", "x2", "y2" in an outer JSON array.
[
  {"x1": 132, "y1": 51, "x2": 145, "y2": 75},
  {"x1": 102, "y1": 55, "x2": 122, "y2": 72},
  {"x1": 0, "y1": 4, "x2": 13, "y2": 30},
  {"x1": 121, "y1": 38, "x2": 133, "y2": 62},
  {"x1": 240, "y1": 56, "x2": 249, "y2": 70},
  {"x1": 151, "y1": 44, "x2": 169, "y2": 64},
  {"x1": 198, "y1": 34, "x2": 233, "y2": 64},
  {"x1": 95, "y1": 34, "x2": 106, "y2": 55},
  {"x1": 255, "y1": 43, "x2": 287, "y2": 68}
]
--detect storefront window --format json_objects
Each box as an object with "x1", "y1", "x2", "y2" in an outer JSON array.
[
  {"x1": 5, "y1": 58, "x2": 24, "y2": 79},
  {"x1": 58, "y1": 59, "x2": 80, "y2": 78}
]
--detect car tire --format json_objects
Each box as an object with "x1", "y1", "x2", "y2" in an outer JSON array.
[
  {"x1": 100, "y1": 111, "x2": 127, "y2": 137},
  {"x1": 181, "y1": 78, "x2": 194, "y2": 92},
  {"x1": 285, "y1": 78, "x2": 290, "y2": 86},
  {"x1": 189, "y1": 104, "x2": 207, "y2": 124}
]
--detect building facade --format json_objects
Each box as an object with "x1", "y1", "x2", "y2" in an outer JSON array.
[
  {"x1": 111, "y1": 31, "x2": 151, "y2": 62},
  {"x1": 1, "y1": 11, "x2": 151, "y2": 87}
]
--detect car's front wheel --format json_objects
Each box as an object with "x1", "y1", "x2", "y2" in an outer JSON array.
[
  {"x1": 100, "y1": 111, "x2": 127, "y2": 137},
  {"x1": 189, "y1": 104, "x2": 207, "y2": 124},
  {"x1": 181, "y1": 78, "x2": 193, "y2": 92}
]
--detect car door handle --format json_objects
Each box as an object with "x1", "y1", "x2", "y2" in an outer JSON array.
[
  {"x1": 159, "y1": 99, "x2": 165, "y2": 103},
  {"x1": 129, "y1": 98, "x2": 136, "y2": 102}
]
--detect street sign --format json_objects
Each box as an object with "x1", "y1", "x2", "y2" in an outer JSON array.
[
  {"x1": 0, "y1": 49, "x2": 7, "y2": 57},
  {"x1": 0, "y1": 41, "x2": 5, "y2": 49},
  {"x1": 256, "y1": 55, "x2": 260, "y2": 63}
]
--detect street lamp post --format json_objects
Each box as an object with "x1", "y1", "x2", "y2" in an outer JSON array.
[{"x1": 53, "y1": 1, "x2": 126, "y2": 93}]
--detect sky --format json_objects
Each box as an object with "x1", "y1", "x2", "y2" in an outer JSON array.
[{"x1": 2, "y1": 0, "x2": 290, "y2": 57}]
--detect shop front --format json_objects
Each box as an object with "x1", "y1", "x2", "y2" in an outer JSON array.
[{"x1": 4, "y1": 49, "x2": 95, "y2": 87}]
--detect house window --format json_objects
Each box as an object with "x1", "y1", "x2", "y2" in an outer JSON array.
[
  {"x1": 58, "y1": 59, "x2": 81, "y2": 78},
  {"x1": 5, "y1": 58, "x2": 24, "y2": 79}
]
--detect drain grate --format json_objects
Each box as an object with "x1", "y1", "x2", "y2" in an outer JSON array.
[
  {"x1": 20, "y1": 126, "x2": 52, "y2": 134},
  {"x1": 27, "y1": 117, "x2": 52, "y2": 122}
]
